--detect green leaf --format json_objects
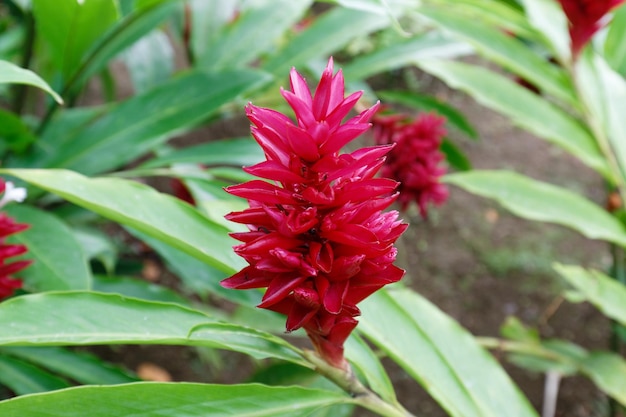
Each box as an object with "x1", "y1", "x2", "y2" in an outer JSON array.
[
  {"x1": 262, "y1": 7, "x2": 389, "y2": 75},
  {"x1": 121, "y1": 29, "x2": 174, "y2": 93},
  {"x1": 419, "y1": 60, "x2": 609, "y2": 177},
  {"x1": 604, "y1": 5, "x2": 626, "y2": 76},
  {"x1": 71, "y1": 226, "x2": 117, "y2": 274},
  {"x1": 359, "y1": 288, "x2": 538, "y2": 417},
  {"x1": 359, "y1": 289, "x2": 537, "y2": 417},
  {"x1": 0, "y1": 292, "x2": 210, "y2": 345},
  {"x1": 342, "y1": 32, "x2": 473, "y2": 82},
  {"x1": 33, "y1": 70, "x2": 271, "y2": 175},
  {"x1": 0, "y1": 383, "x2": 352, "y2": 417},
  {"x1": 92, "y1": 275, "x2": 189, "y2": 305},
  {"x1": 196, "y1": 0, "x2": 312, "y2": 71},
  {"x1": 518, "y1": 0, "x2": 570, "y2": 62},
  {"x1": 0, "y1": 346, "x2": 137, "y2": 385},
  {"x1": 0, "y1": 169, "x2": 243, "y2": 274},
  {"x1": 345, "y1": 334, "x2": 396, "y2": 403},
  {"x1": 127, "y1": 229, "x2": 255, "y2": 304},
  {"x1": 0, "y1": 109, "x2": 37, "y2": 154},
  {"x1": 378, "y1": 90, "x2": 478, "y2": 139},
  {"x1": 187, "y1": 0, "x2": 237, "y2": 64},
  {"x1": 72, "y1": 0, "x2": 180, "y2": 91},
  {"x1": 417, "y1": 6, "x2": 576, "y2": 106},
  {"x1": 4, "y1": 204, "x2": 92, "y2": 292},
  {"x1": 0, "y1": 291, "x2": 304, "y2": 365},
  {"x1": 32, "y1": 0, "x2": 119, "y2": 80},
  {"x1": 188, "y1": 322, "x2": 304, "y2": 364},
  {"x1": 576, "y1": 53, "x2": 626, "y2": 185},
  {"x1": 421, "y1": 0, "x2": 538, "y2": 40},
  {"x1": 6, "y1": 106, "x2": 107, "y2": 170},
  {"x1": 0, "y1": 60, "x2": 62, "y2": 103},
  {"x1": 0, "y1": 356, "x2": 69, "y2": 395},
  {"x1": 554, "y1": 264, "x2": 626, "y2": 326},
  {"x1": 579, "y1": 351, "x2": 626, "y2": 407},
  {"x1": 139, "y1": 137, "x2": 265, "y2": 169},
  {"x1": 441, "y1": 139, "x2": 471, "y2": 171},
  {"x1": 445, "y1": 171, "x2": 626, "y2": 246}
]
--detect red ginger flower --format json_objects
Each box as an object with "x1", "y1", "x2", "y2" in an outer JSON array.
[
  {"x1": 222, "y1": 58, "x2": 407, "y2": 369},
  {"x1": 0, "y1": 179, "x2": 31, "y2": 300},
  {"x1": 373, "y1": 111, "x2": 448, "y2": 218},
  {"x1": 557, "y1": 0, "x2": 626, "y2": 58}
]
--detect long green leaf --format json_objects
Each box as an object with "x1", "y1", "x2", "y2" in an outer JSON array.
[
  {"x1": 345, "y1": 334, "x2": 396, "y2": 403},
  {"x1": 139, "y1": 137, "x2": 265, "y2": 169},
  {"x1": 92, "y1": 275, "x2": 189, "y2": 305},
  {"x1": 127, "y1": 229, "x2": 255, "y2": 304},
  {"x1": 554, "y1": 264, "x2": 626, "y2": 326},
  {"x1": 0, "y1": 356, "x2": 69, "y2": 395},
  {"x1": 342, "y1": 32, "x2": 473, "y2": 82},
  {"x1": 0, "y1": 346, "x2": 137, "y2": 385},
  {"x1": 5, "y1": 204, "x2": 92, "y2": 292},
  {"x1": 32, "y1": 0, "x2": 119, "y2": 80},
  {"x1": 417, "y1": 6, "x2": 576, "y2": 106},
  {"x1": 71, "y1": 0, "x2": 180, "y2": 91},
  {"x1": 377, "y1": 90, "x2": 477, "y2": 139},
  {"x1": 0, "y1": 291, "x2": 304, "y2": 365},
  {"x1": 0, "y1": 60, "x2": 62, "y2": 103},
  {"x1": 262, "y1": 7, "x2": 388, "y2": 75},
  {"x1": 0, "y1": 383, "x2": 352, "y2": 417},
  {"x1": 419, "y1": 60, "x2": 610, "y2": 178},
  {"x1": 121, "y1": 29, "x2": 174, "y2": 94},
  {"x1": 518, "y1": 0, "x2": 570, "y2": 62},
  {"x1": 604, "y1": 4, "x2": 626, "y2": 76},
  {"x1": 197, "y1": 0, "x2": 312, "y2": 71},
  {"x1": 579, "y1": 351, "x2": 626, "y2": 406},
  {"x1": 33, "y1": 70, "x2": 271, "y2": 175},
  {"x1": 576, "y1": 53, "x2": 626, "y2": 184},
  {"x1": 0, "y1": 169, "x2": 243, "y2": 273},
  {"x1": 359, "y1": 288, "x2": 538, "y2": 417},
  {"x1": 445, "y1": 170, "x2": 626, "y2": 246}
]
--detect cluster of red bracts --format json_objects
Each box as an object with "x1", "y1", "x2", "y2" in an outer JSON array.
[
  {"x1": 557, "y1": 0, "x2": 626, "y2": 58},
  {"x1": 372, "y1": 111, "x2": 448, "y2": 219},
  {"x1": 221, "y1": 58, "x2": 407, "y2": 368},
  {"x1": 0, "y1": 180, "x2": 30, "y2": 300}
]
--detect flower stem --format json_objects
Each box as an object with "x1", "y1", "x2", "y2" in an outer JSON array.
[{"x1": 300, "y1": 349, "x2": 415, "y2": 417}]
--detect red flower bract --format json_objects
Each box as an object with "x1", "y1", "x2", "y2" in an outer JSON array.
[
  {"x1": 222, "y1": 58, "x2": 407, "y2": 368},
  {"x1": 0, "y1": 180, "x2": 31, "y2": 301},
  {"x1": 557, "y1": 0, "x2": 626, "y2": 58},
  {"x1": 373, "y1": 111, "x2": 448, "y2": 218}
]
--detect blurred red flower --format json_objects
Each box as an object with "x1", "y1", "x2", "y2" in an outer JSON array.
[
  {"x1": 557, "y1": 0, "x2": 626, "y2": 58},
  {"x1": 0, "y1": 179, "x2": 31, "y2": 300},
  {"x1": 222, "y1": 58, "x2": 407, "y2": 368},
  {"x1": 373, "y1": 111, "x2": 448, "y2": 218}
]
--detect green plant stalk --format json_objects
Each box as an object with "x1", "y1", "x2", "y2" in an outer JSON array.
[
  {"x1": 476, "y1": 337, "x2": 571, "y2": 364},
  {"x1": 300, "y1": 350, "x2": 416, "y2": 417},
  {"x1": 569, "y1": 61, "x2": 626, "y2": 205}
]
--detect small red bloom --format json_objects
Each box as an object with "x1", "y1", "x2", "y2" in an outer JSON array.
[
  {"x1": 373, "y1": 111, "x2": 448, "y2": 218},
  {"x1": 0, "y1": 179, "x2": 31, "y2": 301},
  {"x1": 557, "y1": 0, "x2": 626, "y2": 58},
  {"x1": 222, "y1": 58, "x2": 407, "y2": 368}
]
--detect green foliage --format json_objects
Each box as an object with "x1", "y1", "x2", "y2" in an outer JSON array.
[
  {"x1": 3, "y1": 0, "x2": 625, "y2": 415},
  {"x1": 0, "y1": 60, "x2": 62, "y2": 103},
  {"x1": 0, "y1": 383, "x2": 353, "y2": 417}
]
